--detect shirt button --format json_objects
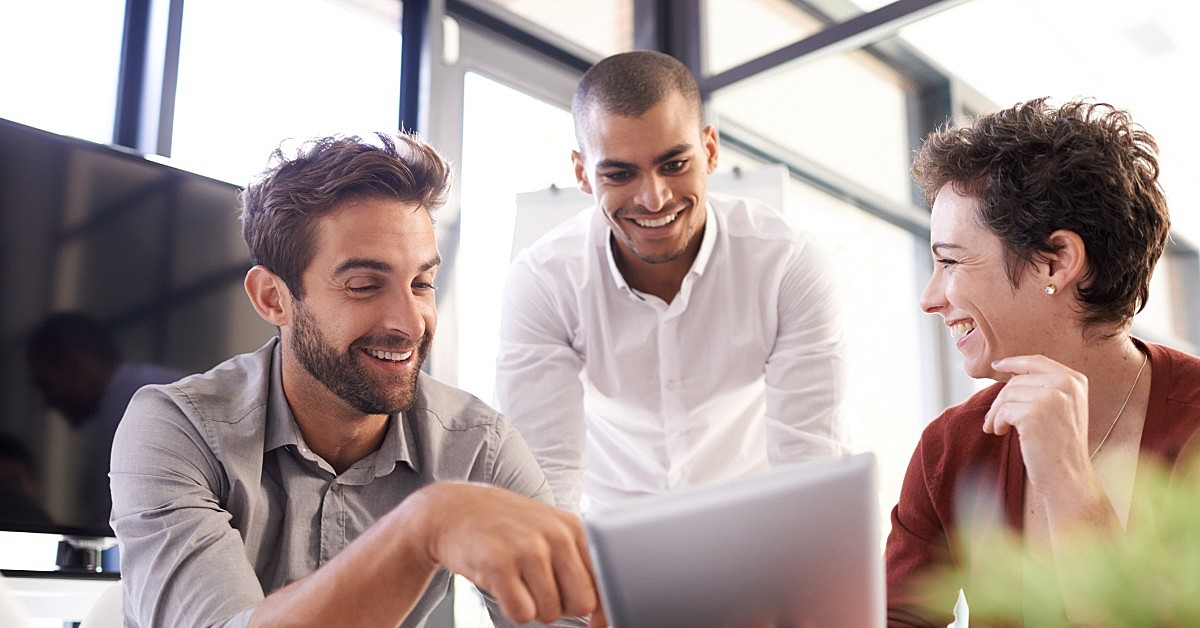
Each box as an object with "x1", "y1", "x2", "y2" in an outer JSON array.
[{"x1": 331, "y1": 483, "x2": 341, "y2": 492}]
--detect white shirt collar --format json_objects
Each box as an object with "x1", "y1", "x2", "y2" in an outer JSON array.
[{"x1": 601, "y1": 200, "x2": 719, "y2": 295}]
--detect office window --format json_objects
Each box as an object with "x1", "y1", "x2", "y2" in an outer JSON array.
[
  {"x1": 703, "y1": 0, "x2": 824, "y2": 74},
  {"x1": 477, "y1": 0, "x2": 633, "y2": 57},
  {"x1": 710, "y1": 49, "x2": 914, "y2": 208},
  {"x1": 0, "y1": 0, "x2": 125, "y2": 143},
  {"x1": 1135, "y1": 249, "x2": 1200, "y2": 352},
  {"x1": 455, "y1": 71, "x2": 577, "y2": 404},
  {"x1": 169, "y1": 0, "x2": 402, "y2": 184}
]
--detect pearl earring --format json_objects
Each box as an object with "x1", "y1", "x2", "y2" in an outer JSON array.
[{"x1": 1045, "y1": 285, "x2": 1057, "y2": 295}]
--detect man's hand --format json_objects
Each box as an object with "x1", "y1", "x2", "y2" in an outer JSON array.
[
  {"x1": 249, "y1": 481, "x2": 607, "y2": 627},
  {"x1": 401, "y1": 482, "x2": 604, "y2": 625}
]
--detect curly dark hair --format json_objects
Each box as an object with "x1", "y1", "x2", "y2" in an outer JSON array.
[
  {"x1": 912, "y1": 97, "x2": 1170, "y2": 329},
  {"x1": 240, "y1": 132, "x2": 450, "y2": 300}
]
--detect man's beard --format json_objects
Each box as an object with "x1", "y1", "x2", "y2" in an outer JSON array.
[{"x1": 290, "y1": 302, "x2": 430, "y2": 415}]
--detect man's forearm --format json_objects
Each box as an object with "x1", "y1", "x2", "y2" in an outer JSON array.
[{"x1": 250, "y1": 499, "x2": 436, "y2": 627}]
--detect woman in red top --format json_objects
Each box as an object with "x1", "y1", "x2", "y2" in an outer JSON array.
[{"x1": 886, "y1": 97, "x2": 1200, "y2": 626}]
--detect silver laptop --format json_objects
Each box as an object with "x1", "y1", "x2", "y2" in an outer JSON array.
[{"x1": 584, "y1": 452, "x2": 883, "y2": 628}]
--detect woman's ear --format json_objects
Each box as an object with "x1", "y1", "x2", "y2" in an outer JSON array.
[
  {"x1": 244, "y1": 265, "x2": 292, "y2": 327},
  {"x1": 1043, "y1": 229, "x2": 1087, "y2": 286}
]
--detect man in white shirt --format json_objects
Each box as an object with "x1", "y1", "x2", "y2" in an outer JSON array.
[{"x1": 496, "y1": 50, "x2": 848, "y2": 513}]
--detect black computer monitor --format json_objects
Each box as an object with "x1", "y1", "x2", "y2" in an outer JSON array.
[{"x1": 0, "y1": 117, "x2": 273, "y2": 546}]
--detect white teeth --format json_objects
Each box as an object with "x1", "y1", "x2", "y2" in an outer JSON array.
[
  {"x1": 633, "y1": 213, "x2": 678, "y2": 228},
  {"x1": 367, "y1": 348, "x2": 413, "y2": 362},
  {"x1": 949, "y1": 321, "x2": 976, "y2": 337}
]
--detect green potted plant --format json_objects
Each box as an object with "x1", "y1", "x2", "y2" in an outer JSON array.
[{"x1": 918, "y1": 458, "x2": 1200, "y2": 626}]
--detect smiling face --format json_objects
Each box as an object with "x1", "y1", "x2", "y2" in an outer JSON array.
[
  {"x1": 573, "y1": 91, "x2": 718, "y2": 273},
  {"x1": 281, "y1": 196, "x2": 439, "y2": 416},
  {"x1": 919, "y1": 184, "x2": 1059, "y2": 380}
]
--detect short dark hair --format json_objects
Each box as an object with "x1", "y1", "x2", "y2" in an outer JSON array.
[
  {"x1": 571, "y1": 50, "x2": 703, "y2": 147},
  {"x1": 912, "y1": 97, "x2": 1170, "y2": 330},
  {"x1": 26, "y1": 312, "x2": 121, "y2": 365},
  {"x1": 240, "y1": 132, "x2": 451, "y2": 299}
]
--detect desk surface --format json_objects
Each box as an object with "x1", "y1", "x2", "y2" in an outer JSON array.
[
  {"x1": 1, "y1": 531, "x2": 120, "y2": 626},
  {"x1": 2, "y1": 572, "x2": 117, "y2": 622}
]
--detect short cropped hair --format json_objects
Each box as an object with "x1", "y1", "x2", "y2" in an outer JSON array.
[
  {"x1": 240, "y1": 133, "x2": 451, "y2": 300},
  {"x1": 571, "y1": 50, "x2": 703, "y2": 147},
  {"x1": 912, "y1": 97, "x2": 1170, "y2": 329}
]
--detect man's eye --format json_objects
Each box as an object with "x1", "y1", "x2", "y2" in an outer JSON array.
[
  {"x1": 347, "y1": 284, "x2": 379, "y2": 293},
  {"x1": 413, "y1": 282, "x2": 437, "y2": 292},
  {"x1": 601, "y1": 171, "x2": 632, "y2": 182},
  {"x1": 662, "y1": 160, "x2": 686, "y2": 173},
  {"x1": 936, "y1": 258, "x2": 958, "y2": 269}
]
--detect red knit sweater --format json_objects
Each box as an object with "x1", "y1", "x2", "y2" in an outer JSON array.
[{"x1": 885, "y1": 340, "x2": 1200, "y2": 626}]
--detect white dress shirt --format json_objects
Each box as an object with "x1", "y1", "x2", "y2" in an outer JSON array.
[{"x1": 496, "y1": 193, "x2": 847, "y2": 512}]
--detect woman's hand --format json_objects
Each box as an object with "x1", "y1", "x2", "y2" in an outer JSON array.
[
  {"x1": 985, "y1": 354, "x2": 1119, "y2": 540},
  {"x1": 985, "y1": 354, "x2": 1092, "y2": 497}
]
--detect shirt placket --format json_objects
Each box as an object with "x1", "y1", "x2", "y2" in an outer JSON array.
[
  {"x1": 661, "y1": 293, "x2": 691, "y2": 489},
  {"x1": 318, "y1": 479, "x2": 346, "y2": 565}
]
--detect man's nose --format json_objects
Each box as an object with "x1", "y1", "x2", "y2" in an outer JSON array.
[
  {"x1": 633, "y1": 173, "x2": 671, "y2": 212},
  {"x1": 384, "y1": 290, "x2": 428, "y2": 339}
]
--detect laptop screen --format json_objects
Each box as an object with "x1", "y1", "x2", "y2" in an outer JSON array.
[{"x1": 584, "y1": 452, "x2": 883, "y2": 628}]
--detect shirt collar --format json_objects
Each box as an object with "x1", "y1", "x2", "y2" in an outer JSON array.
[
  {"x1": 263, "y1": 337, "x2": 418, "y2": 478},
  {"x1": 263, "y1": 339, "x2": 296, "y2": 453},
  {"x1": 600, "y1": 200, "x2": 719, "y2": 292},
  {"x1": 691, "y1": 200, "x2": 718, "y2": 276}
]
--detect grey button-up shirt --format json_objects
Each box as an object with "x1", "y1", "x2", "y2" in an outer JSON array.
[{"x1": 110, "y1": 338, "x2": 557, "y2": 627}]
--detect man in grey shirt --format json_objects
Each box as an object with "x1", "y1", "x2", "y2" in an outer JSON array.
[{"x1": 109, "y1": 133, "x2": 603, "y2": 627}]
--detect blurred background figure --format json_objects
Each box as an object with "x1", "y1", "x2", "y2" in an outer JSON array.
[
  {"x1": 0, "y1": 431, "x2": 53, "y2": 529},
  {"x1": 25, "y1": 312, "x2": 184, "y2": 531}
]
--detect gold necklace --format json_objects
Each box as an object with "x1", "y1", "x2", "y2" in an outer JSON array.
[{"x1": 1089, "y1": 352, "x2": 1149, "y2": 461}]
